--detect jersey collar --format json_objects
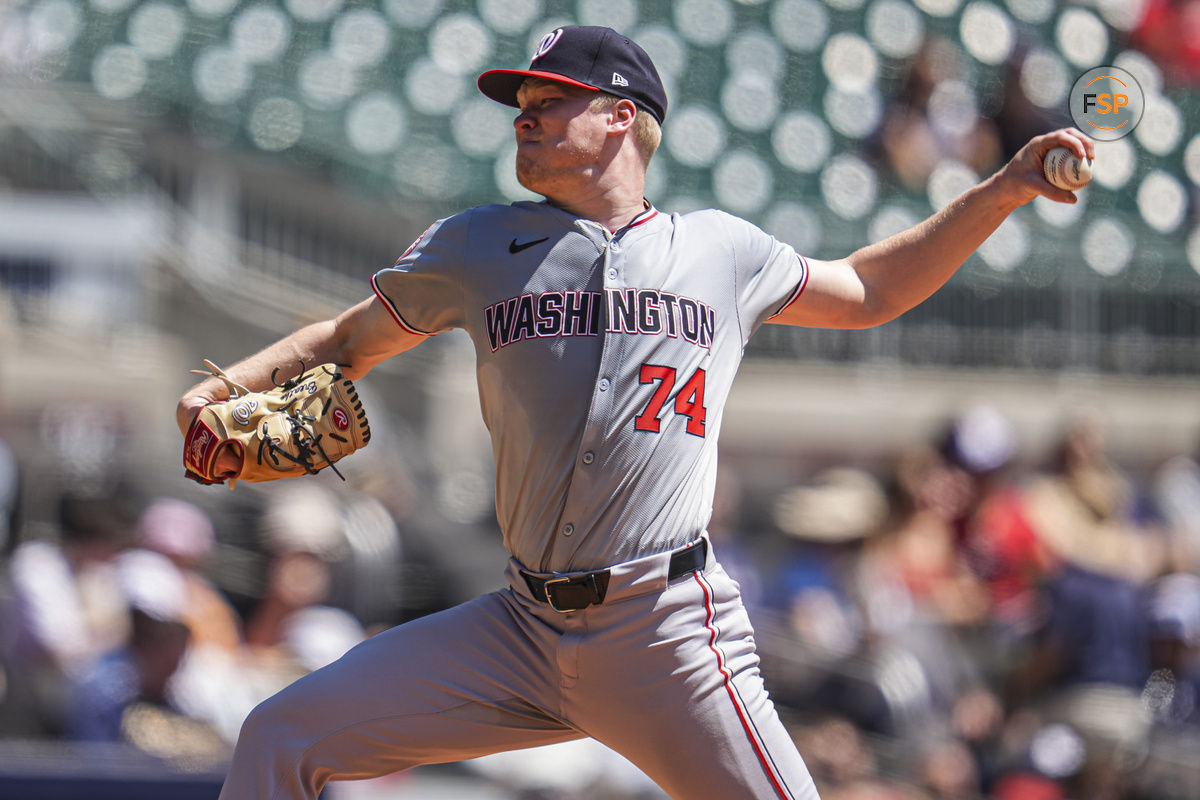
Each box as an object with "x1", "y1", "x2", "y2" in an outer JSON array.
[
  {"x1": 611, "y1": 200, "x2": 658, "y2": 235},
  {"x1": 534, "y1": 198, "x2": 662, "y2": 242}
]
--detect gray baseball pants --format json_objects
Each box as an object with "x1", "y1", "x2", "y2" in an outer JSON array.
[{"x1": 218, "y1": 538, "x2": 820, "y2": 800}]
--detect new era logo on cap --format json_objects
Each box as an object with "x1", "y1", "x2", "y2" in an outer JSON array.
[{"x1": 477, "y1": 26, "x2": 668, "y2": 124}]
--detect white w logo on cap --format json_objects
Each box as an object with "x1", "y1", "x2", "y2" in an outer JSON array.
[{"x1": 532, "y1": 28, "x2": 564, "y2": 61}]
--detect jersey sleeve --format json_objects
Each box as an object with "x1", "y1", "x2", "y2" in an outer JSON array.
[
  {"x1": 717, "y1": 212, "x2": 809, "y2": 343},
  {"x1": 371, "y1": 212, "x2": 469, "y2": 335}
]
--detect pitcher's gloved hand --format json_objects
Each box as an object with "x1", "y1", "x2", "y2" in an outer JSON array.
[{"x1": 182, "y1": 360, "x2": 370, "y2": 487}]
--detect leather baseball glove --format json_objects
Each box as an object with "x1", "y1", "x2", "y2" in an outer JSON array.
[{"x1": 183, "y1": 360, "x2": 371, "y2": 486}]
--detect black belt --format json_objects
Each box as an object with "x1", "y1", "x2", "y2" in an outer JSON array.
[{"x1": 521, "y1": 538, "x2": 707, "y2": 612}]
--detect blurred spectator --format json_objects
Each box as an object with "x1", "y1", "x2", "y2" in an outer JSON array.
[
  {"x1": 332, "y1": 491, "x2": 408, "y2": 630},
  {"x1": 1010, "y1": 412, "x2": 1157, "y2": 693},
  {"x1": 1144, "y1": 572, "x2": 1200, "y2": 726},
  {"x1": 66, "y1": 548, "x2": 188, "y2": 738},
  {"x1": 66, "y1": 548, "x2": 226, "y2": 761},
  {"x1": 770, "y1": 458, "x2": 1003, "y2": 765},
  {"x1": 860, "y1": 445, "x2": 990, "y2": 629},
  {"x1": 944, "y1": 406, "x2": 1055, "y2": 638},
  {"x1": 1022, "y1": 412, "x2": 1165, "y2": 585},
  {"x1": 137, "y1": 498, "x2": 241, "y2": 654},
  {"x1": 1153, "y1": 447, "x2": 1200, "y2": 572},
  {"x1": 1131, "y1": 0, "x2": 1200, "y2": 86},
  {"x1": 135, "y1": 497, "x2": 248, "y2": 743},
  {"x1": 987, "y1": 718, "x2": 1085, "y2": 800},
  {"x1": 962, "y1": 480, "x2": 1053, "y2": 641},
  {"x1": 825, "y1": 420, "x2": 1011, "y2": 779},
  {"x1": 1009, "y1": 564, "x2": 1150, "y2": 694},
  {"x1": 916, "y1": 737, "x2": 980, "y2": 800},
  {"x1": 790, "y1": 715, "x2": 887, "y2": 797},
  {"x1": 991, "y1": 772, "x2": 1064, "y2": 800},
  {"x1": 242, "y1": 485, "x2": 365, "y2": 693},
  {"x1": 1, "y1": 489, "x2": 135, "y2": 736},
  {"x1": 771, "y1": 468, "x2": 888, "y2": 657},
  {"x1": 1006, "y1": 415, "x2": 1162, "y2": 798},
  {"x1": 879, "y1": 36, "x2": 1003, "y2": 193}
]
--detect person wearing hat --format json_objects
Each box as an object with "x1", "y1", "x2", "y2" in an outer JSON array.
[{"x1": 177, "y1": 24, "x2": 1092, "y2": 800}]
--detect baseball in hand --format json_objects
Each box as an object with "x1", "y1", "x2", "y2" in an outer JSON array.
[{"x1": 1042, "y1": 147, "x2": 1093, "y2": 191}]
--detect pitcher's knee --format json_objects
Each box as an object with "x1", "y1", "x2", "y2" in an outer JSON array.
[
  {"x1": 236, "y1": 692, "x2": 310, "y2": 759},
  {"x1": 221, "y1": 692, "x2": 332, "y2": 800}
]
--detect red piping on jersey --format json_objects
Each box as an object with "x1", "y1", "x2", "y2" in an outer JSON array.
[
  {"x1": 371, "y1": 273, "x2": 434, "y2": 337},
  {"x1": 693, "y1": 572, "x2": 792, "y2": 800},
  {"x1": 767, "y1": 256, "x2": 810, "y2": 320},
  {"x1": 609, "y1": 207, "x2": 658, "y2": 234},
  {"x1": 625, "y1": 208, "x2": 658, "y2": 230}
]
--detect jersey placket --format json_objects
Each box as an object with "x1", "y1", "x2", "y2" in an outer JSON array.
[{"x1": 547, "y1": 220, "x2": 627, "y2": 569}]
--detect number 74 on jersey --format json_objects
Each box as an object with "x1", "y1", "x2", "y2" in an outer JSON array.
[{"x1": 634, "y1": 364, "x2": 707, "y2": 438}]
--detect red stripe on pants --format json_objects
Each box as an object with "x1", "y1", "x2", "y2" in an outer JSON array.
[{"x1": 693, "y1": 572, "x2": 790, "y2": 800}]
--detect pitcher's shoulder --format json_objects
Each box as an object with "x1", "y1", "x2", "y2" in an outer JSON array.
[
  {"x1": 664, "y1": 207, "x2": 761, "y2": 244},
  {"x1": 669, "y1": 207, "x2": 749, "y2": 229}
]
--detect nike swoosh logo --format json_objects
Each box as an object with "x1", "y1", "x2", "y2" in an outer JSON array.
[{"x1": 509, "y1": 237, "x2": 549, "y2": 254}]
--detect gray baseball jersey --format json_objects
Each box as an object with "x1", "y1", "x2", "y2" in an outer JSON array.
[
  {"x1": 218, "y1": 201, "x2": 820, "y2": 800},
  {"x1": 371, "y1": 201, "x2": 807, "y2": 572}
]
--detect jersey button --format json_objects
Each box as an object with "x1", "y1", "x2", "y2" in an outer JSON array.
[
  {"x1": 598, "y1": 378, "x2": 610, "y2": 391},
  {"x1": 582, "y1": 451, "x2": 595, "y2": 465},
  {"x1": 610, "y1": 241, "x2": 621, "y2": 253},
  {"x1": 607, "y1": 268, "x2": 618, "y2": 280},
  {"x1": 562, "y1": 523, "x2": 575, "y2": 536}
]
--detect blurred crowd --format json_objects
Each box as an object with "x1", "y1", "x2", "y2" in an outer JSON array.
[
  {"x1": 0, "y1": 476, "x2": 398, "y2": 767},
  {"x1": 1, "y1": 404, "x2": 1199, "y2": 800},
  {"x1": 712, "y1": 407, "x2": 1200, "y2": 800}
]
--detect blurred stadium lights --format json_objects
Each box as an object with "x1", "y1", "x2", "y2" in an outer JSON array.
[
  {"x1": 1056, "y1": 7, "x2": 1110, "y2": 68},
  {"x1": 1018, "y1": 46, "x2": 1070, "y2": 108},
  {"x1": 865, "y1": 0, "x2": 924, "y2": 59},
  {"x1": 959, "y1": 2, "x2": 1015, "y2": 66},
  {"x1": 0, "y1": 0, "x2": 1195, "y2": 373}
]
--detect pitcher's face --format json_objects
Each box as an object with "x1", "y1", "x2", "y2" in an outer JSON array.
[{"x1": 513, "y1": 80, "x2": 609, "y2": 196}]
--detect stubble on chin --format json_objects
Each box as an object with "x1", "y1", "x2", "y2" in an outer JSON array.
[
  {"x1": 515, "y1": 153, "x2": 544, "y2": 193},
  {"x1": 515, "y1": 138, "x2": 598, "y2": 196}
]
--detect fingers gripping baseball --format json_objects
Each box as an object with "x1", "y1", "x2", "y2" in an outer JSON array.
[{"x1": 1001, "y1": 127, "x2": 1096, "y2": 206}]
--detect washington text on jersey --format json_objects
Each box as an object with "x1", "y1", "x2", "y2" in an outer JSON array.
[{"x1": 484, "y1": 287, "x2": 717, "y2": 352}]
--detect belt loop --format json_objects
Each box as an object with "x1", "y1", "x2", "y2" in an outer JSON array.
[
  {"x1": 522, "y1": 571, "x2": 546, "y2": 602},
  {"x1": 666, "y1": 538, "x2": 707, "y2": 582}
]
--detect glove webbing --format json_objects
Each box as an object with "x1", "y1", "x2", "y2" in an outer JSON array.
[{"x1": 256, "y1": 391, "x2": 350, "y2": 481}]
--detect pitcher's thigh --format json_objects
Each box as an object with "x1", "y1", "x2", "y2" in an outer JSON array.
[
  {"x1": 579, "y1": 569, "x2": 820, "y2": 800},
  {"x1": 221, "y1": 592, "x2": 579, "y2": 800}
]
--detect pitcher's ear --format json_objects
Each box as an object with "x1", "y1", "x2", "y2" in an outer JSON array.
[{"x1": 609, "y1": 98, "x2": 637, "y2": 133}]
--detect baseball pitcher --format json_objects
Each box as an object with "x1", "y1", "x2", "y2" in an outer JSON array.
[{"x1": 177, "y1": 26, "x2": 1093, "y2": 800}]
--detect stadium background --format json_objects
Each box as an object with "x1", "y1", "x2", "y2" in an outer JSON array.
[{"x1": 0, "y1": 0, "x2": 1197, "y2": 797}]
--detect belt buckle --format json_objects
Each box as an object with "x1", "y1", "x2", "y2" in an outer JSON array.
[{"x1": 543, "y1": 575, "x2": 592, "y2": 613}]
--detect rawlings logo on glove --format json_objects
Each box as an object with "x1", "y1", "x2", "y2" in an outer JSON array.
[{"x1": 183, "y1": 360, "x2": 371, "y2": 487}]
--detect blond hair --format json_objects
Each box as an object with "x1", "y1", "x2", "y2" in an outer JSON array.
[{"x1": 590, "y1": 92, "x2": 662, "y2": 165}]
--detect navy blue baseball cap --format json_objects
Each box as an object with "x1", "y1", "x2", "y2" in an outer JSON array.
[{"x1": 478, "y1": 26, "x2": 668, "y2": 124}]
